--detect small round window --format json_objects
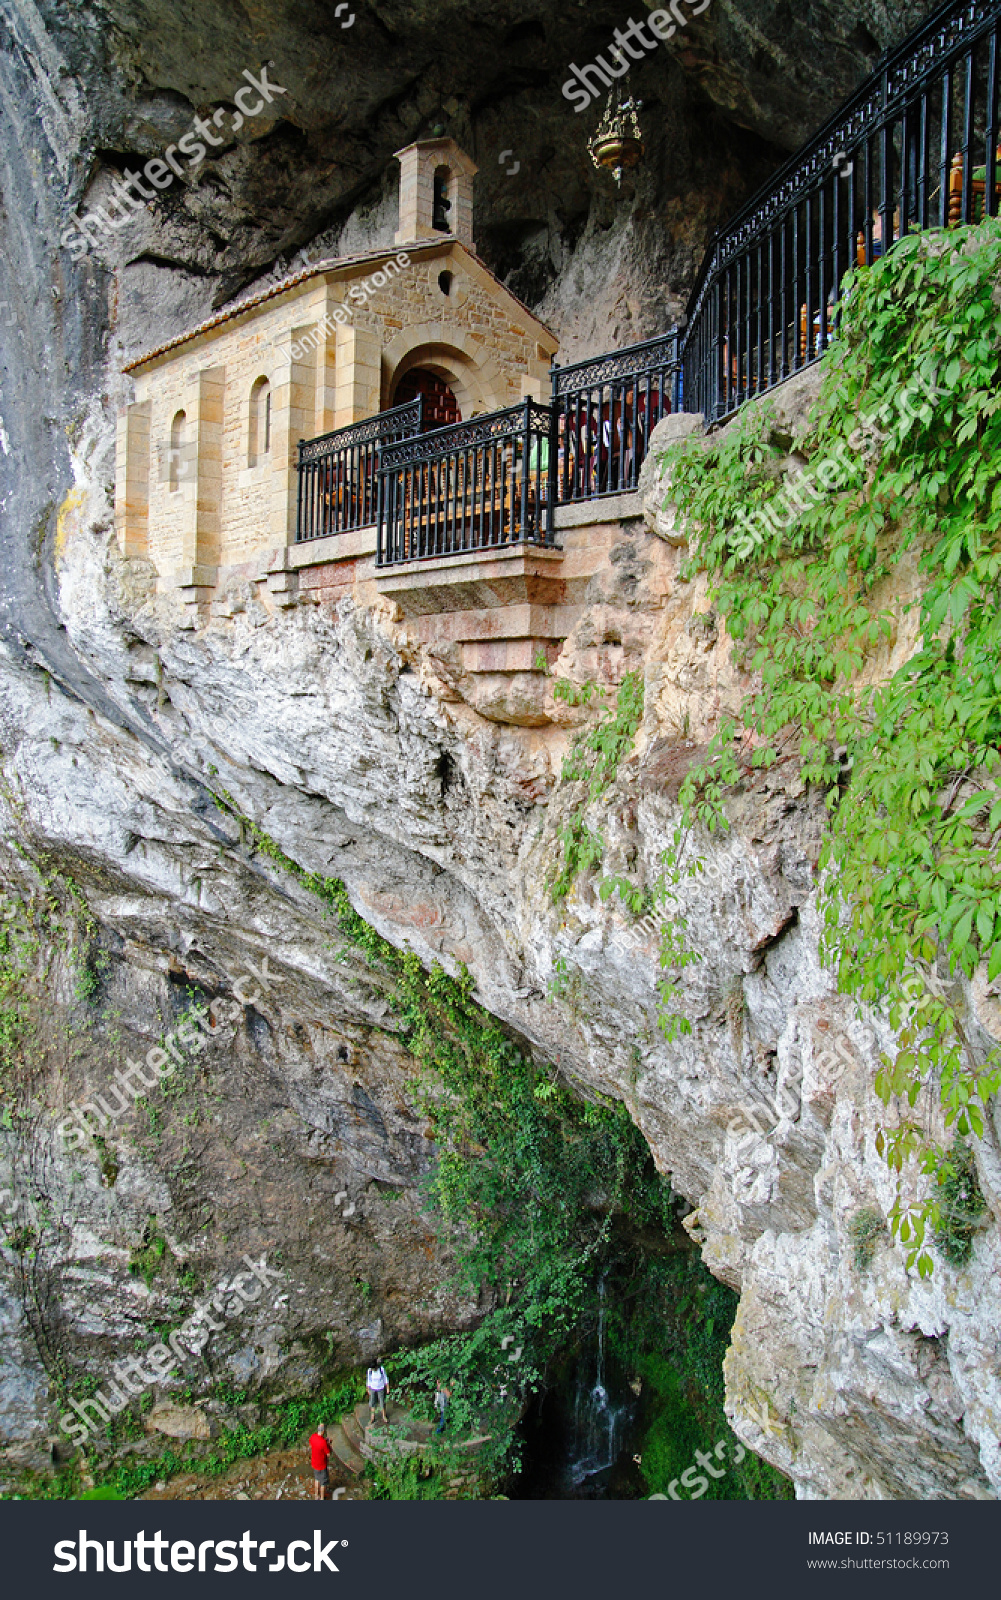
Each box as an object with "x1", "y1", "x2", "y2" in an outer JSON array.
[{"x1": 426, "y1": 260, "x2": 467, "y2": 306}]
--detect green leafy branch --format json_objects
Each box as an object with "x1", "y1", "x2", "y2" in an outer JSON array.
[
  {"x1": 549, "y1": 671, "x2": 645, "y2": 903},
  {"x1": 657, "y1": 220, "x2": 1001, "y2": 1273}
]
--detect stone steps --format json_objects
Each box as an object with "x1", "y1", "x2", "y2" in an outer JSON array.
[
  {"x1": 352, "y1": 1401, "x2": 430, "y2": 1439},
  {"x1": 343, "y1": 1409, "x2": 366, "y2": 1450},
  {"x1": 359, "y1": 1418, "x2": 424, "y2": 1460},
  {"x1": 444, "y1": 1473, "x2": 476, "y2": 1499},
  {"x1": 332, "y1": 1399, "x2": 493, "y2": 1488},
  {"x1": 327, "y1": 1422, "x2": 365, "y2": 1477}
]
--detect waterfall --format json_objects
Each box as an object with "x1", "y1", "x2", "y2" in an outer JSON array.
[{"x1": 566, "y1": 1278, "x2": 630, "y2": 1489}]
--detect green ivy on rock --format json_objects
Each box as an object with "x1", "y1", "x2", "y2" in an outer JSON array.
[
  {"x1": 657, "y1": 219, "x2": 1001, "y2": 1275},
  {"x1": 550, "y1": 671, "x2": 645, "y2": 903}
]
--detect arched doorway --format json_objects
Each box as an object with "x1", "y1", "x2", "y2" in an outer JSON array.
[{"x1": 394, "y1": 367, "x2": 461, "y2": 431}]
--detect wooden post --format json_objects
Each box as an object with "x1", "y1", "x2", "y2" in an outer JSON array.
[{"x1": 948, "y1": 150, "x2": 964, "y2": 226}]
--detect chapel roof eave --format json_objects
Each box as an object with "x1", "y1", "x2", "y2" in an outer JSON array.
[{"x1": 122, "y1": 237, "x2": 557, "y2": 374}]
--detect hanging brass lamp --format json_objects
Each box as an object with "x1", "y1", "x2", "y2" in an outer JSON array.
[{"x1": 588, "y1": 89, "x2": 645, "y2": 186}]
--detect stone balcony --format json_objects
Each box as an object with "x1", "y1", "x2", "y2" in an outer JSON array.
[{"x1": 262, "y1": 494, "x2": 643, "y2": 679}]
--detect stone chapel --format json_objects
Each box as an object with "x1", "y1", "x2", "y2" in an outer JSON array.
[{"x1": 115, "y1": 137, "x2": 559, "y2": 609}]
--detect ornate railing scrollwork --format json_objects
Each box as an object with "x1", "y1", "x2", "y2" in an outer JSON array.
[
  {"x1": 682, "y1": 0, "x2": 1001, "y2": 421},
  {"x1": 377, "y1": 398, "x2": 557, "y2": 566},
  {"x1": 295, "y1": 398, "x2": 423, "y2": 543}
]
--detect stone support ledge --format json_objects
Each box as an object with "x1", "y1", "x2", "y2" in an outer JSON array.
[
  {"x1": 266, "y1": 570, "x2": 299, "y2": 606},
  {"x1": 461, "y1": 639, "x2": 555, "y2": 674},
  {"x1": 290, "y1": 526, "x2": 377, "y2": 565},
  {"x1": 172, "y1": 564, "x2": 218, "y2": 588},
  {"x1": 376, "y1": 542, "x2": 564, "y2": 616},
  {"x1": 412, "y1": 601, "x2": 563, "y2": 647},
  {"x1": 554, "y1": 492, "x2": 643, "y2": 529},
  {"x1": 261, "y1": 525, "x2": 378, "y2": 579}
]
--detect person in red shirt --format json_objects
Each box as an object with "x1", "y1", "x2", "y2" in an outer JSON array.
[{"x1": 309, "y1": 1422, "x2": 332, "y2": 1500}]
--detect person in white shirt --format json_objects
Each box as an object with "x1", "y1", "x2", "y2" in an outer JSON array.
[{"x1": 366, "y1": 1359, "x2": 389, "y2": 1425}]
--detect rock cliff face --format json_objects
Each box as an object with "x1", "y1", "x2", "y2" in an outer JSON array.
[
  {"x1": 1, "y1": 361, "x2": 998, "y2": 1500},
  {"x1": 3, "y1": 0, "x2": 996, "y2": 1502}
]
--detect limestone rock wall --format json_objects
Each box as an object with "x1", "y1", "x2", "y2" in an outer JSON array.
[
  {"x1": 2, "y1": 0, "x2": 994, "y2": 1501},
  {"x1": 0, "y1": 356, "x2": 998, "y2": 1498}
]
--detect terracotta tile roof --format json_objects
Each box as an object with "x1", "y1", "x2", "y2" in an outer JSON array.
[{"x1": 123, "y1": 239, "x2": 557, "y2": 372}]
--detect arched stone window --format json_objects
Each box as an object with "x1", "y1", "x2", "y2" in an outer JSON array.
[
  {"x1": 432, "y1": 166, "x2": 452, "y2": 233},
  {"x1": 168, "y1": 409, "x2": 186, "y2": 492},
  {"x1": 249, "y1": 376, "x2": 271, "y2": 467}
]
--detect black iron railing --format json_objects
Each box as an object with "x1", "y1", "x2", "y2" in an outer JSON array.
[
  {"x1": 550, "y1": 331, "x2": 682, "y2": 501},
  {"x1": 302, "y1": 0, "x2": 1001, "y2": 568},
  {"x1": 295, "y1": 398, "x2": 422, "y2": 542},
  {"x1": 682, "y1": 0, "x2": 1001, "y2": 421},
  {"x1": 376, "y1": 399, "x2": 555, "y2": 566}
]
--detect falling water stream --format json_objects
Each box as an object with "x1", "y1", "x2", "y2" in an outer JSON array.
[
  {"x1": 566, "y1": 1278, "x2": 631, "y2": 1489},
  {"x1": 512, "y1": 1276, "x2": 640, "y2": 1498}
]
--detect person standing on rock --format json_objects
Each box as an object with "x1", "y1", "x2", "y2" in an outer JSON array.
[
  {"x1": 309, "y1": 1421, "x2": 332, "y2": 1499},
  {"x1": 434, "y1": 1381, "x2": 451, "y2": 1435},
  {"x1": 366, "y1": 1359, "x2": 390, "y2": 1425}
]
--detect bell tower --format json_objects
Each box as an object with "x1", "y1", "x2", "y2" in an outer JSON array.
[{"x1": 394, "y1": 137, "x2": 477, "y2": 250}]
